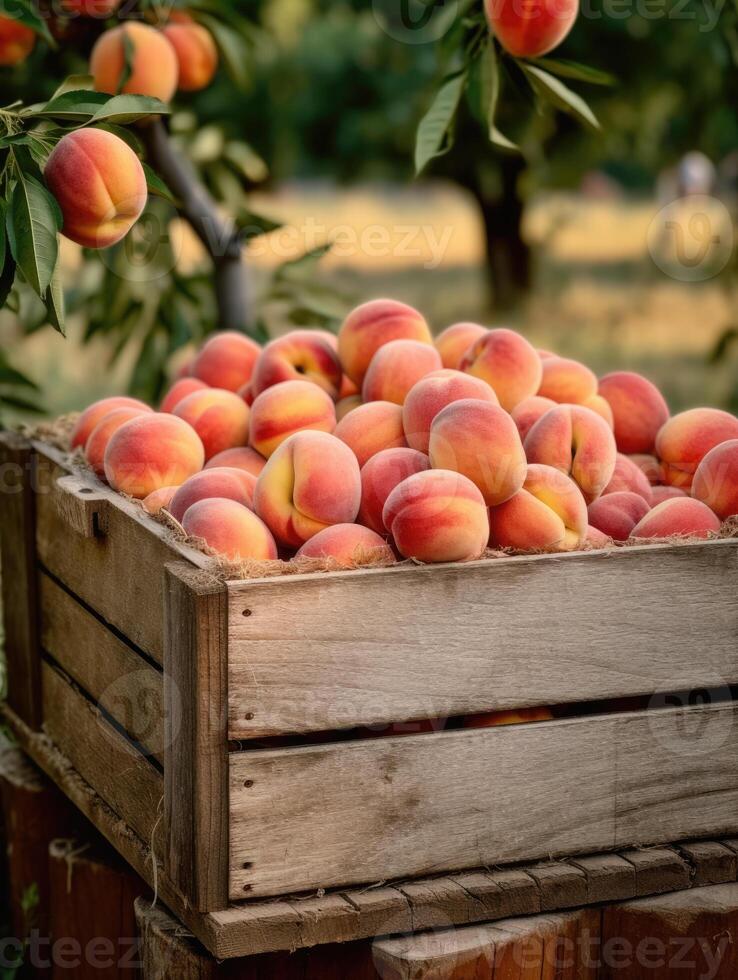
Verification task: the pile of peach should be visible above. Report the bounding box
[70,299,738,567]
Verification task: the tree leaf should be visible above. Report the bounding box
[6,174,60,297]
[44,265,65,336]
[414,71,466,175]
[527,58,616,87]
[0,252,17,310]
[196,13,251,88]
[234,208,283,240]
[520,64,600,130]
[142,163,177,205]
[0,392,45,414]
[50,74,95,98]
[31,90,109,122]
[89,95,170,125]
[11,0,54,45]
[490,125,519,152]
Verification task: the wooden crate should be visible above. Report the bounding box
[2,432,738,957]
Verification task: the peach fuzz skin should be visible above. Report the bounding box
[358,447,430,535]
[692,439,738,520]
[334,401,406,467]
[85,406,152,478]
[192,332,261,392]
[249,380,336,459]
[254,431,361,549]
[598,371,670,455]
[182,498,277,561]
[90,22,179,102]
[250,330,343,400]
[168,467,257,523]
[630,497,721,540]
[141,485,178,514]
[537,356,597,405]
[460,328,542,412]
[338,299,433,386]
[336,395,362,421]
[173,388,250,461]
[587,491,650,542]
[461,707,554,728]
[655,408,738,488]
[383,469,489,564]
[651,485,686,505]
[160,377,208,414]
[585,524,612,549]
[205,446,266,477]
[511,395,556,443]
[362,340,442,406]
[71,396,151,449]
[296,524,394,567]
[104,413,205,499]
[0,15,35,65]
[524,404,617,504]
[434,322,487,370]
[162,19,218,92]
[45,129,147,249]
[429,399,526,507]
[485,0,578,58]
[602,453,653,504]
[630,453,663,485]
[402,369,498,454]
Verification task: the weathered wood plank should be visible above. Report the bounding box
[230,702,738,899]
[164,564,229,913]
[227,540,738,737]
[677,841,738,886]
[39,572,165,764]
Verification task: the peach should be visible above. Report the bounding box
[238,382,255,406]
[402,369,498,453]
[249,380,336,458]
[656,408,738,488]
[383,470,489,563]
[485,0,578,57]
[651,485,687,505]
[630,497,720,540]
[182,498,277,561]
[587,491,650,542]
[160,377,208,414]
[169,466,256,523]
[603,453,653,503]
[429,399,526,506]
[205,446,266,477]
[141,485,178,515]
[598,371,670,454]
[511,395,556,443]
[254,431,360,549]
[460,328,542,411]
[585,524,612,548]
[193,332,261,392]
[296,524,394,567]
[334,401,406,467]
[71,396,151,450]
[339,374,359,399]
[104,413,204,498]
[630,453,663,485]
[338,299,433,386]
[461,707,553,728]
[362,340,442,405]
[0,15,35,65]
[44,129,147,249]
[90,22,179,102]
[537,356,597,404]
[162,16,218,93]
[583,394,614,428]
[63,0,121,15]
[84,406,152,479]
[434,322,487,370]
[250,330,343,399]
[336,395,362,421]
[692,439,738,520]
[358,447,430,534]
[489,463,587,552]
[173,388,250,461]
[524,404,617,504]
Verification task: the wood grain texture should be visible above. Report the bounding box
[0,432,42,727]
[230,702,738,898]
[40,572,165,764]
[226,540,738,738]
[164,564,229,913]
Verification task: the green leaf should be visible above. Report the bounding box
[11,0,54,45]
[414,71,466,175]
[520,64,600,130]
[51,74,95,98]
[235,208,283,240]
[31,90,109,122]
[0,200,6,270]
[0,349,38,389]
[142,163,177,205]
[274,243,332,278]
[44,265,65,336]
[196,14,250,88]
[526,58,616,87]
[0,392,45,414]
[0,252,17,310]
[89,95,170,125]
[490,125,519,152]
[6,174,60,297]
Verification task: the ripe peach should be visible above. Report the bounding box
[362,340,442,405]
[524,404,617,503]
[429,399,526,506]
[585,524,612,549]
[142,485,177,514]
[249,380,336,458]
[254,431,360,549]
[63,0,120,14]
[511,395,556,443]
[205,446,266,477]
[44,129,147,249]
[338,299,433,386]
[598,371,670,455]
[173,388,250,461]
[334,400,406,467]
[339,374,359,399]
[250,330,343,400]
[537,356,597,405]
[485,0,578,58]
[358,447,430,534]
[656,408,738,488]
[460,328,542,411]
[182,498,277,561]
[603,453,653,503]
[0,15,35,65]
[651,485,687,505]
[461,707,553,728]
[489,463,587,552]
[160,377,208,414]
[161,17,218,93]
[383,470,489,563]
[169,466,256,523]
[85,406,152,479]
[630,453,663,486]
[104,413,204,498]
[583,394,614,429]
[296,524,394,567]
[192,332,261,392]
[91,22,178,102]
[238,382,255,406]
[587,491,650,542]
[630,497,720,539]
[692,439,738,520]
[335,395,362,421]
[434,322,487,370]
[71,396,151,450]
[402,369,498,453]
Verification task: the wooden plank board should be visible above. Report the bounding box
[229,702,738,899]
[227,540,738,737]
[39,572,165,764]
